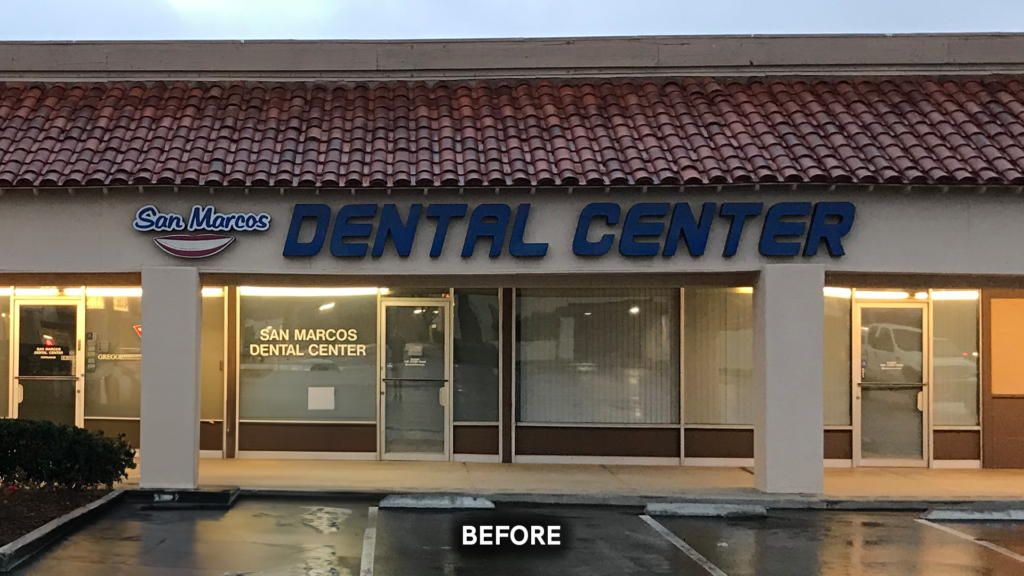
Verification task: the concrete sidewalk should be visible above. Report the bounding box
[121,459,1024,505]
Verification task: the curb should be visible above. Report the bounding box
[922,508,1024,521]
[127,486,241,510]
[0,489,124,573]
[645,503,767,517]
[480,493,1024,511]
[228,488,1024,512]
[239,489,385,502]
[379,494,495,509]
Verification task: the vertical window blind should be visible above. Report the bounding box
[823,293,852,426]
[453,290,500,422]
[683,288,754,425]
[932,296,980,426]
[516,288,680,424]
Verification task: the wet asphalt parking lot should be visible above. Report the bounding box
[13,497,1024,575]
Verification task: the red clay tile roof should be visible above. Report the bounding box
[1,78,1024,188]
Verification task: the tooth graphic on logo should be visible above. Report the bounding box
[153,234,235,259]
[135,205,271,258]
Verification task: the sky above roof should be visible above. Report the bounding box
[2,0,1023,40]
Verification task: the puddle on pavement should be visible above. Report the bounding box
[221,544,351,576]
[219,507,357,576]
[301,507,353,534]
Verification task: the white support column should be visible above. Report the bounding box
[140,266,201,489]
[753,264,825,494]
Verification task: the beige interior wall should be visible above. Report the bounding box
[990,298,1024,395]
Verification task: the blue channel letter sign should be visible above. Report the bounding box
[281,201,855,260]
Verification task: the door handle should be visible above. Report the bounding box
[438,386,445,407]
[916,390,924,412]
[17,383,23,404]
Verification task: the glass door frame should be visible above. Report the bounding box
[852,300,931,468]
[377,298,454,461]
[10,293,87,427]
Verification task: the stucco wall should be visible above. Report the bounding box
[0,187,1017,278]
[2,34,1023,81]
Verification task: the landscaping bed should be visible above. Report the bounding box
[0,488,108,546]
[0,419,136,552]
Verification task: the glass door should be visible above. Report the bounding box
[854,303,929,467]
[13,299,85,427]
[380,300,452,460]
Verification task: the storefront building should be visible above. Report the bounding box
[1,34,1023,493]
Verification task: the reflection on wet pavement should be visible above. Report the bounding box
[14,498,368,576]
[302,507,353,535]
[658,511,1024,576]
[224,544,349,576]
[13,499,1024,575]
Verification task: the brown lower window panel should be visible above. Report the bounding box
[84,419,142,449]
[238,422,376,452]
[824,430,853,460]
[683,428,753,459]
[934,430,981,461]
[453,425,499,455]
[515,426,680,457]
[200,422,223,451]
[84,419,224,452]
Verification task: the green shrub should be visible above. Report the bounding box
[0,419,136,490]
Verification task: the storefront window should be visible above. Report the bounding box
[932,291,980,426]
[239,288,378,422]
[84,290,142,418]
[0,290,9,418]
[824,288,852,426]
[80,287,224,422]
[200,289,226,421]
[515,288,680,424]
[684,287,753,425]
[453,290,499,422]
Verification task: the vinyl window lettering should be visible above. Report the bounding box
[84,294,143,419]
[238,289,378,422]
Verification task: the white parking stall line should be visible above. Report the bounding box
[360,506,379,576]
[640,514,730,576]
[917,519,1024,564]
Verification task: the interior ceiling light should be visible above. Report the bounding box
[823,287,852,298]
[14,288,61,296]
[239,287,379,297]
[931,290,980,300]
[85,287,142,297]
[854,291,910,300]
